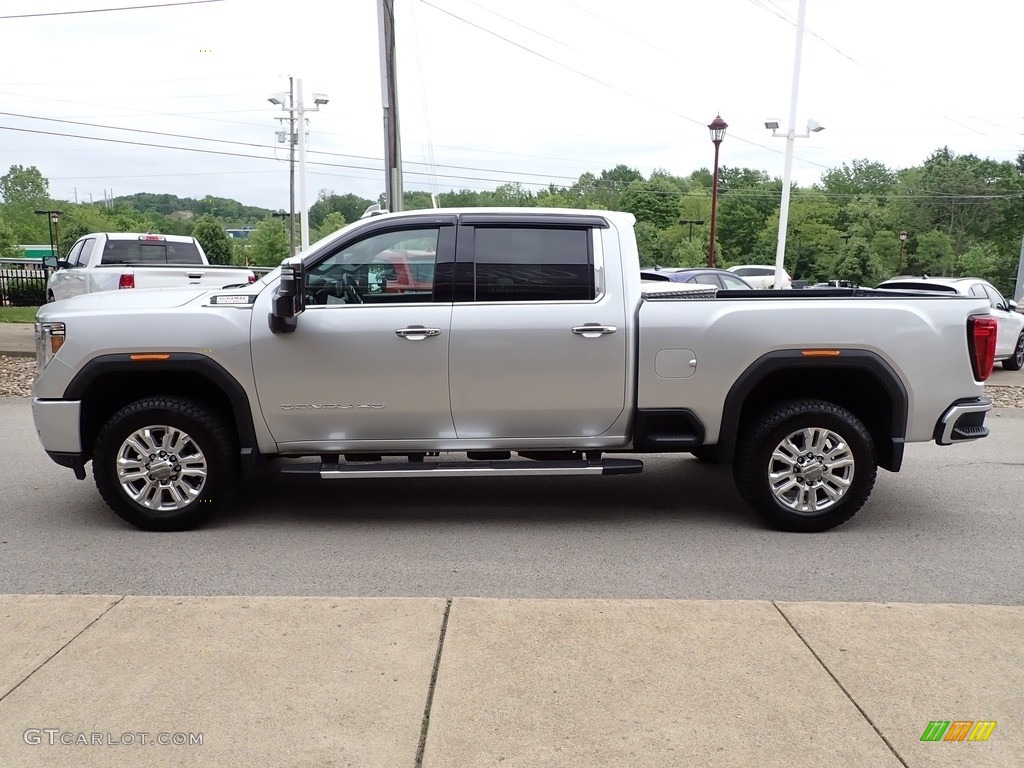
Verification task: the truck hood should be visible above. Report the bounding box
[37,286,214,318]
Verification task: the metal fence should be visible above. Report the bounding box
[0,259,47,307]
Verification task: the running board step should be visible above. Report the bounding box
[280,458,644,479]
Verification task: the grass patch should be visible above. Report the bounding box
[0,306,39,323]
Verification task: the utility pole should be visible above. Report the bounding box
[287,77,296,257]
[378,0,403,211]
[296,78,310,251]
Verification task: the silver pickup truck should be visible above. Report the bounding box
[32,209,996,532]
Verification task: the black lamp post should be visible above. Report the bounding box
[680,219,705,241]
[898,230,908,275]
[707,114,728,267]
[34,209,63,276]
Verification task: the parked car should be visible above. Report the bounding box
[727,264,793,290]
[45,233,256,302]
[876,276,1024,370]
[640,267,754,290]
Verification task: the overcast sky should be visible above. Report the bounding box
[2,0,1021,212]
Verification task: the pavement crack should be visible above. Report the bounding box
[0,595,126,705]
[415,597,452,768]
[772,602,910,768]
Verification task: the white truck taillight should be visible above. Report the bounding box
[118,274,135,289]
[968,315,997,381]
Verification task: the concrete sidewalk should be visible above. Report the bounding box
[0,596,1019,767]
[0,323,34,357]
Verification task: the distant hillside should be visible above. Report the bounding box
[113,193,276,227]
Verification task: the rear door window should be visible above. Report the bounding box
[470,227,594,302]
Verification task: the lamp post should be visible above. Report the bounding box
[33,208,63,259]
[680,219,705,241]
[707,114,728,268]
[269,79,328,253]
[897,230,908,275]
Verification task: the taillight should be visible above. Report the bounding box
[118,274,135,289]
[968,315,997,381]
[247,274,257,283]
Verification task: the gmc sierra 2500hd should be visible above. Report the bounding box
[32,209,995,532]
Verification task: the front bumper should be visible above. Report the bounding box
[32,399,86,477]
[934,397,991,446]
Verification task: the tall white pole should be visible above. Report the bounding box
[296,78,309,251]
[774,0,807,289]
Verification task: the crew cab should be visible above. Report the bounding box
[32,209,995,533]
[44,233,255,302]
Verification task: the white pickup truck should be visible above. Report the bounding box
[32,209,996,533]
[44,233,255,302]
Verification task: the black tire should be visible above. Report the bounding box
[93,397,237,531]
[47,291,55,303]
[733,399,876,532]
[1002,333,1024,371]
[689,446,720,464]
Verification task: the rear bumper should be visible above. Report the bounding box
[934,397,991,445]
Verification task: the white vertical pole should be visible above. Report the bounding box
[297,78,309,252]
[774,0,807,289]
[1015,229,1024,302]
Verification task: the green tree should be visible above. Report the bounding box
[0,220,20,258]
[309,191,375,228]
[620,177,681,230]
[0,165,49,205]
[191,214,233,265]
[819,159,896,197]
[912,230,954,275]
[246,218,289,267]
[311,211,347,241]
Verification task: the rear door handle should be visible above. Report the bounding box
[571,324,618,337]
[395,326,441,339]
[187,272,204,279]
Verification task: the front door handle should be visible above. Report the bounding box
[571,324,618,337]
[395,326,441,340]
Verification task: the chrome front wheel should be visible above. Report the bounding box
[115,425,209,511]
[94,398,237,531]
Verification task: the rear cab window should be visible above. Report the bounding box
[100,238,203,265]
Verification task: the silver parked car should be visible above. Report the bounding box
[877,276,1024,370]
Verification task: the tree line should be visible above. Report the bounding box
[1,148,1022,295]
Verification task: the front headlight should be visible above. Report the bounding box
[35,322,65,370]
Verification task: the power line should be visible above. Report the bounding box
[0,110,585,181]
[0,0,223,21]
[418,0,833,170]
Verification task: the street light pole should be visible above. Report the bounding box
[269,79,328,254]
[898,230,908,275]
[707,115,728,268]
[681,219,705,241]
[772,0,808,290]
